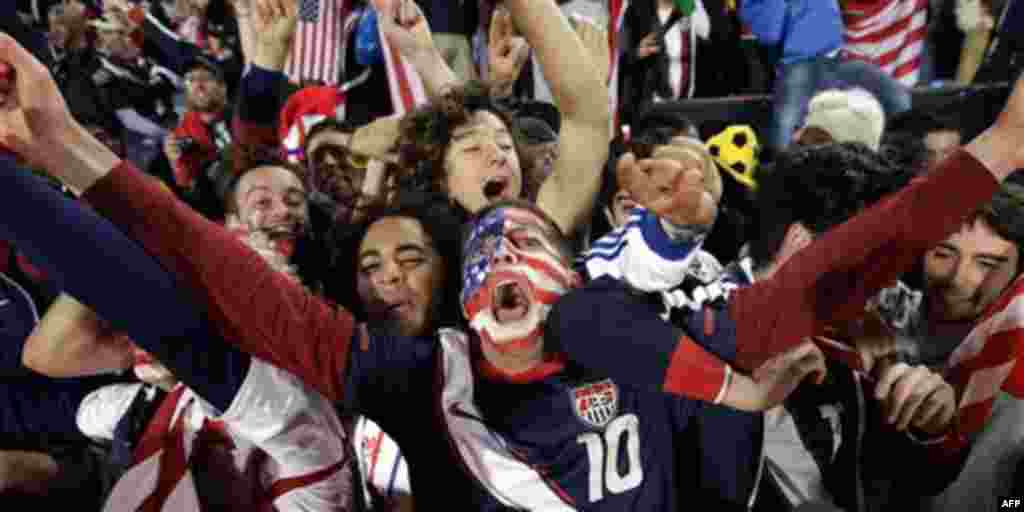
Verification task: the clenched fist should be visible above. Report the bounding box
[615,137,721,229]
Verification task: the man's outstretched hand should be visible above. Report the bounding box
[615,141,720,230]
[723,341,828,412]
[0,33,76,164]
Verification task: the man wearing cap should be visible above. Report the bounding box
[164,56,231,198]
[740,0,910,153]
[793,88,887,151]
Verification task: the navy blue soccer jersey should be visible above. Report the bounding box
[61,147,1003,510]
[339,282,762,510]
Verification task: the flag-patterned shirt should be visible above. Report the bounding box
[875,275,1024,437]
[287,0,349,86]
[842,0,928,86]
[79,148,1000,509]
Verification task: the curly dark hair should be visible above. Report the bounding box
[749,142,914,267]
[394,81,538,223]
[880,131,930,176]
[973,182,1024,260]
[330,189,465,332]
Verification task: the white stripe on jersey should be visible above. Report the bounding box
[101,386,205,512]
[222,359,354,510]
[584,208,702,293]
[86,359,352,512]
[353,416,411,508]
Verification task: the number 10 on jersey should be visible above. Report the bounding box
[577,414,644,502]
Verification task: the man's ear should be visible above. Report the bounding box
[776,222,813,267]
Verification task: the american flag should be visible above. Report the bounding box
[103,387,202,512]
[944,274,1024,437]
[842,0,929,87]
[461,210,506,306]
[286,0,349,86]
[369,0,429,114]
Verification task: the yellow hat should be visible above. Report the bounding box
[706,125,760,191]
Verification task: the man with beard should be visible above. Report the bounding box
[221,157,337,293]
[5,1,1024,510]
[640,143,965,512]
[303,118,391,227]
[164,57,231,196]
[868,182,1024,511]
[0,6,824,508]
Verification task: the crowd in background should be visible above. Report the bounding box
[0,0,1023,511]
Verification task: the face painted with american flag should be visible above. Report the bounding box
[461,207,580,356]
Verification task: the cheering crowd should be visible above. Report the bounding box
[0,0,1023,511]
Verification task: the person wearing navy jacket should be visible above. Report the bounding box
[6,0,1024,499]
[646,143,971,511]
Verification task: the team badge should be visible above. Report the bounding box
[571,379,619,429]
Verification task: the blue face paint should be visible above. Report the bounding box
[461,208,507,308]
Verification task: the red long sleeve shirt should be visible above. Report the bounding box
[81,149,998,403]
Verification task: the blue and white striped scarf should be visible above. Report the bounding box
[583,207,707,292]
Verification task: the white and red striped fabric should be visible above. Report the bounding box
[98,361,355,512]
[353,416,411,509]
[842,0,928,86]
[103,386,204,512]
[370,0,429,115]
[607,0,629,133]
[286,0,350,86]
[945,274,1024,437]
[438,328,575,511]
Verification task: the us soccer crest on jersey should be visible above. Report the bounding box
[571,379,620,429]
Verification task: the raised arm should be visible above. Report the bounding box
[509,0,610,236]
[108,0,205,76]
[550,276,827,412]
[0,32,353,402]
[727,79,1024,371]
[232,0,300,151]
[377,0,461,99]
[379,0,609,235]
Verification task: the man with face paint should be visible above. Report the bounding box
[7,1,1024,508]
[0,11,827,508]
[461,206,576,356]
[221,160,328,289]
